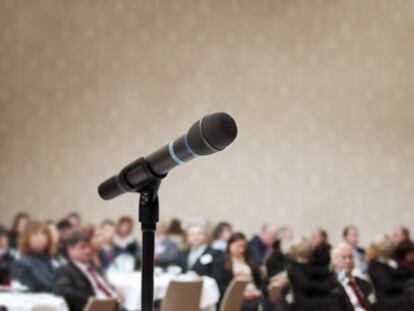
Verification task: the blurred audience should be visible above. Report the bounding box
[366,234,414,311]
[113,216,139,257]
[213,232,268,311]
[211,222,233,252]
[248,224,278,267]
[331,242,374,310]
[54,231,118,311]
[154,221,178,267]
[97,220,121,269]
[11,221,56,292]
[66,212,82,229]
[8,212,30,251]
[343,225,366,276]
[176,224,218,277]
[0,225,13,285]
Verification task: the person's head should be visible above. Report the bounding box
[186,225,207,248]
[310,228,328,249]
[227,232,247,259]
[66,212,81,229]
[212,222,233,241]
[66,230,93,264]
[343,225,359,247]
[332,242,354,273]
[156,221,168,236]
[259,224,278,247]
[100,220,116,244]
[57,219,73,242]
[116,216,133,237]
[18,221,54,257]
[393,239,414,264]
[289,237,311,261]
[0,225,9,249]
[11,212,30,234]
[392,226,410,246]
[365,234,393,262]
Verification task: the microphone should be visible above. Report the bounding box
[98,112,238,200]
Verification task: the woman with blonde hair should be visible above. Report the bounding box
[367,234,414,311]
[11,221,56,292]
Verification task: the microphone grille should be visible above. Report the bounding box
[202,112,237,151]
[187,112,237,155]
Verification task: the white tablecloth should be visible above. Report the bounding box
[107,271,220,311]
[0,293,69,311]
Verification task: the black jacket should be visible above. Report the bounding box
[11,255,55,292]
[287,261,334,311]
[331,276,374,311]
[265,249,287,278]
[247,236,269,267]
[0,251,13,285]
[176,246,219,277]
[368,259,409,311]
[53,261,96,311]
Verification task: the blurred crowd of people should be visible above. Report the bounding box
[0,212,413,311]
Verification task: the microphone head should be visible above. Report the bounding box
[187,112,238,155]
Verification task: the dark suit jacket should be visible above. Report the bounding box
[368,259,408,311]
[98,245,122,269]
[0,251,13,285]
[404,278,414,311]
[53,261,96,311]
[265,249,287,278]
[287,261,334,311]
[155,237,178,268]
[176,246,218,277]
[331,277,374,311]
[247,235,269,267]
[11,255,55,292]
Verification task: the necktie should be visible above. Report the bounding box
[87,266,112,298]
[348,279,369,310]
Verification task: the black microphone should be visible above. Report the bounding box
[98,112,238,200]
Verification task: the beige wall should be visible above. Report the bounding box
[1,0,413,245]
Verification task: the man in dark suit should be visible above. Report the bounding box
[176,225,218,277]
[331,243,374,311]
[247,224,278,267]
[53,231,119,311]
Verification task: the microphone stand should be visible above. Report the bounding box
[134,159,166,311]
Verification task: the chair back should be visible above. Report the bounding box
[268,284,282,304]
[32,307,58,311]
[83,298,118,311]
[219,278,249,311]
[161,279,203,311]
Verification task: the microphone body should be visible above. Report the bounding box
[98,112,237,200]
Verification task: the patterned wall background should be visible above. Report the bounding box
[1,0,413,245]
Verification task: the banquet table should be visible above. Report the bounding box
[107,270,220,311]
[0,293,69,311]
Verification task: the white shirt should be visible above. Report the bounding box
[339,274,365,311]
[73,261,116,299]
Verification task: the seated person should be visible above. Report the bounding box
[176,224,218,277]
[113,216,140,257]
[211,222,233,252]
[54,230,119,311]
[0,225,13,285]
[8,212,30,253]
[11,221,56,292]
[213,232,268,311]
[55,219,74,263]
[331,242,374,311]
[154,221,178,267]
[309,228,331,267]
[286,237,334,311]
[343,225,366,276]
[97,220,121,269]
[247,224,278,267]
[367,234,414,311]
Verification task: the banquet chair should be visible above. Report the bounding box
[83,298,118,311]
[268,284,282,304]
[219,278,249,311]
[161,280,203,311]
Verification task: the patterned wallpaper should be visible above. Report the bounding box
[0,0,413,245]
